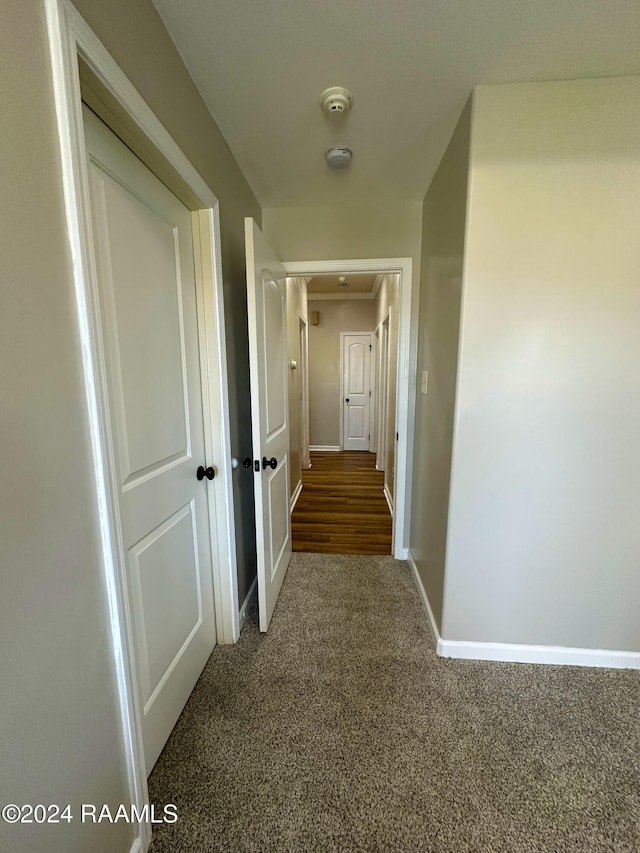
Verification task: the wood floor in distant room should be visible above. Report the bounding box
[291,451,392,555]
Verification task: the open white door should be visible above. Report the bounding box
[245,219,292,631]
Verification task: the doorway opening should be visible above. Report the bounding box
[282,259,415,560]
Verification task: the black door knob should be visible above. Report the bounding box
[262,456,277,470]
[197,465,215,481]
[242,457,252,469]
[345,398,350,403]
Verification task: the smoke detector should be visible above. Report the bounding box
[325,146,353,170]
[338,276,349,288]
[320,86,353,116]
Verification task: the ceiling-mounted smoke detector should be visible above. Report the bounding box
[320,86,353,117]
[325,146,353,170]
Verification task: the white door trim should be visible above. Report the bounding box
[283,258,415,560]
[339,331,373,452]
[46,1,239,845]
[370,331,378,455]
[376,313,390,472]
[299,313,310,470]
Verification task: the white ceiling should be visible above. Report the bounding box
[151,0,640,208]
[307,274,378,295]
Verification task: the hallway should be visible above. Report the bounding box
[147,552,640,852]
[292,451,392,555]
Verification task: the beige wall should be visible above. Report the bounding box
[286,277,308,496]
[443,78,640,651]
[74,0,262,603]
[409,100,472,631]
[262,202,422,296]
[375,275,400,501]
[308,301,378,448]
[1,1,260,850]
[1,3,130,850]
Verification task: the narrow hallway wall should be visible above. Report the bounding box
[409,99,472,632]
[286,277,308,499]
[263,202,422,298]
[375,274,400,504]
[308,301,377,448]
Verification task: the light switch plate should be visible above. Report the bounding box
[421,370,429,395]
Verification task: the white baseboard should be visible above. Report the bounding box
[407,550,639,670]
[290,480,303,512]
[397,547,408,560]
[309,445,341,452]
[383,484,394,517]
[238,575,258,631]
[438,639,640,669]
[407,550,441,649]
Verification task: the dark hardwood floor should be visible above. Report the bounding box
[291,451,392,555]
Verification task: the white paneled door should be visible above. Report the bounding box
[84,107,217,774]
[245,219,292,631]
[342,333,372,451]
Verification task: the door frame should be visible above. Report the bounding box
[46,0,239,844]
[376,313,390,473]
[299,314,310,470]
[283,258,415,560]
[370,330,378,455]
[339,331,373,452]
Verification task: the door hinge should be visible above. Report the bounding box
[369,389,371,397]
[369,344,372,351]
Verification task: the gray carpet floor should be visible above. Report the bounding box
[148,553,640,852]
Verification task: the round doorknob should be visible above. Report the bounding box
[345,397,350,403]
[197,465,215,481]
[242,457,252,469]
[262,456,277,470]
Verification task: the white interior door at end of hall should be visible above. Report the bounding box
[245,218,291,632]
[343,334,372,451]
[83,105,217,775]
